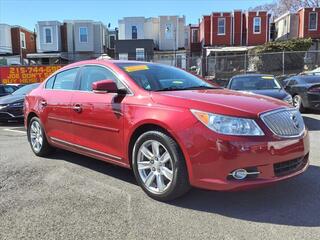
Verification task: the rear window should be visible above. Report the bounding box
[230,76,281,90]
[300,77,320,84]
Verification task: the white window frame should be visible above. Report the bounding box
[309,12,318,31]
[253,17,261,34]
[79,27,88,43]
[136,48,145,61]
[20,32,26,49]
[217,17,226,35]
[43,27,53,44]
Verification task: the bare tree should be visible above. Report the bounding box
[251,0,320,17]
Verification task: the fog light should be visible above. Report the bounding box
[231,169,248,180]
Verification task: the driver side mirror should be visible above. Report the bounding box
[92,80,126,94]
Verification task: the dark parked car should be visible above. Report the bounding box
[0,84,18,97]
[283,75,320,112]
[0,83,39,122]
[227,74,293,105]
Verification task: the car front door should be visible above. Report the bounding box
[70,65,127,163]
[41,67,79,144]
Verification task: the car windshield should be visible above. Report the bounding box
[230,76,281,90]
[12,83,39,95]
[115,63,217,91]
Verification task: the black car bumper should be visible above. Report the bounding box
[0,107,24,121]
[306,93,320,110]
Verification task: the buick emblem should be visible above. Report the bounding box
[290,112,300,129]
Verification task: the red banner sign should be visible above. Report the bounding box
[0,65,63,84]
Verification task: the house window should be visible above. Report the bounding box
[44,27,52,44]
[132,26,137,39]
[192,29,199,43]
[165,23,173,39]
[109,35,115,49]
[218,18,225,35]
[20,32,26,49]
[79,27,88,43]
[253,17,261,34]
[136,48,145,60]
[119,53,128,60]
[309,12,318,30]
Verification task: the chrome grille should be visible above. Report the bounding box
[260,108,305,137]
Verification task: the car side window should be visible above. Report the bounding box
[53,68,78,90]
[0,86,4,93]
[45,76,55,89]
[79,66,124,91]
[4,85,16,93]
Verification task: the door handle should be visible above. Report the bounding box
[73,104,82,113]
[40,100,47,107]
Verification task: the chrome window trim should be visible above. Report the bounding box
[260,107,306,138]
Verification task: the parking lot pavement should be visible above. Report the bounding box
[0,114,319,240]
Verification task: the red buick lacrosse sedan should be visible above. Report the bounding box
[24,60,309,201]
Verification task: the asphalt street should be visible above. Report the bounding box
[0,113,319,240]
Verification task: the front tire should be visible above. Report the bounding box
[293,95,306,112]
[132,131,190,201]
[28,117,54,156]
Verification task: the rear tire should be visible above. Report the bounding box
[28,117,55,156]
[132,130,190,201]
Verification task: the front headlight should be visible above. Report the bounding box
[191,109,264,136]
[283,95,293,104]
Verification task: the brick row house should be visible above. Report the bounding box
[0,24,36,65]
[197,11,270,48]
[275,7,320,42]
[194,10,270,75]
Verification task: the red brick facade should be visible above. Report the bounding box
[11,27,36,58]
[298,7,320,39]
[199,10,270,47]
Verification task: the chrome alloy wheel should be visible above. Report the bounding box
[30,120,43,153]
[137,140,174,194]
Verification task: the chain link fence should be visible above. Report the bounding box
[2,50,320,86]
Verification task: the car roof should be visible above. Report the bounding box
[231,74,274,79]
[295,75,320,79]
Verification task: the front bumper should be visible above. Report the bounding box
[182,122,310,191]
[0,107,24,121]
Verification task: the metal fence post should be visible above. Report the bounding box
[244,53,247,74]
[282,51,285,75]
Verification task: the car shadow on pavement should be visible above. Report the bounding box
[170,165,320,227]
[303,116,320,131]
[47,149,137,185]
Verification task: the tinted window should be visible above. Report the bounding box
[4,85,16,93]
[230,76,281,90]
[80,66,121,91]
[0,86,4,94]
[299,77,320,84]
[45,76,55,89]
[116,63,215,91]
[53,68,78,90]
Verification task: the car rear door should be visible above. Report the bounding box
[40,67,79,144]
[70,65,126,162]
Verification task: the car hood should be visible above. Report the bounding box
[239,89,289,100]
[0,94,24,105]
[151,89,291,118]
